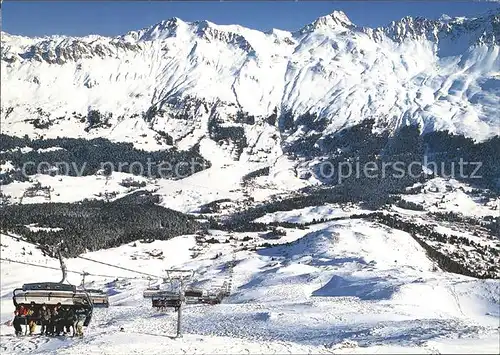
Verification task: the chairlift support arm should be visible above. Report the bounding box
[58,249,68,284]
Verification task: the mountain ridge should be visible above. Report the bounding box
[3,9,498,43]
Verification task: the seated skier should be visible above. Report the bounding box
[39,303,51,335]
[26,301,37,335]
[74,306,86,337]
[51,302,63,336]
[61,305,75,336]
[13,305,28,336]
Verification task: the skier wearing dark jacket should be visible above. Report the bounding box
[50,303,62,336]
[39,304,51,335]
[46,306,55,335]
[54,304,68,336]
[64,307,75,335]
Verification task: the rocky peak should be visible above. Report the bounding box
[382,9,500,45]
[121,17,182,42]
[191,20,255,52]
[298,10,355,34]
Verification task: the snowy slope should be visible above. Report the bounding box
[1,218,499,354]
[397,177,500,218]
[1,9,499,160]
[1,8,499,354]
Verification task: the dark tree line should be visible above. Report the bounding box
[423,132,500,191]
[0,134,210,184]
[208,117,248,160]
[278,117,499,203]
[430,211,500,238]
[241,167,270,183]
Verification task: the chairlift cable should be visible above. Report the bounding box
[0,257,143,280]
[1,257,70,273]
[1,233,148,279]
[77,255,162,279]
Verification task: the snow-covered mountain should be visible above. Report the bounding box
[1,9,499,162]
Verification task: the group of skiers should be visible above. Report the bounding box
[12,302,85,337]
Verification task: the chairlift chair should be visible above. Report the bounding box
[12,247,94,330]
[200,290,224,305]
[146,290,182,310]
[85,289,109,308]
[184,287,204,298]
[143,270,193,310]
[13,282,94,327]
[184,291,202,305]
[143,288,181,310]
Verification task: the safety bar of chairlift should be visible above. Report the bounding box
[151,294,182,301]
[164,269,195,281]
[13,288,92,305]
[143,289,179,297]
[13,288,67,303]
[12,288,23,306]
[165,269,194,274]
[22,283,76,292]
[15,290,77,300]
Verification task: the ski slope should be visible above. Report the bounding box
[395,177,500,218]
[1,217,498,354]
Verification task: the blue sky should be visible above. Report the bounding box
[3,1,499,37]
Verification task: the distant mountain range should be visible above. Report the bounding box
[1,9,499,166]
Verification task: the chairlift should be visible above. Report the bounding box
[200,288,225,305]
[184,287,204,298]
[12,283,93,327]
[143,269,227,310]
[184,287,205,304]
[11,247,94,330]
[79,273,109,308]
[143,270,192,311]
[85,289,109,308]
[143,289,182,310]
